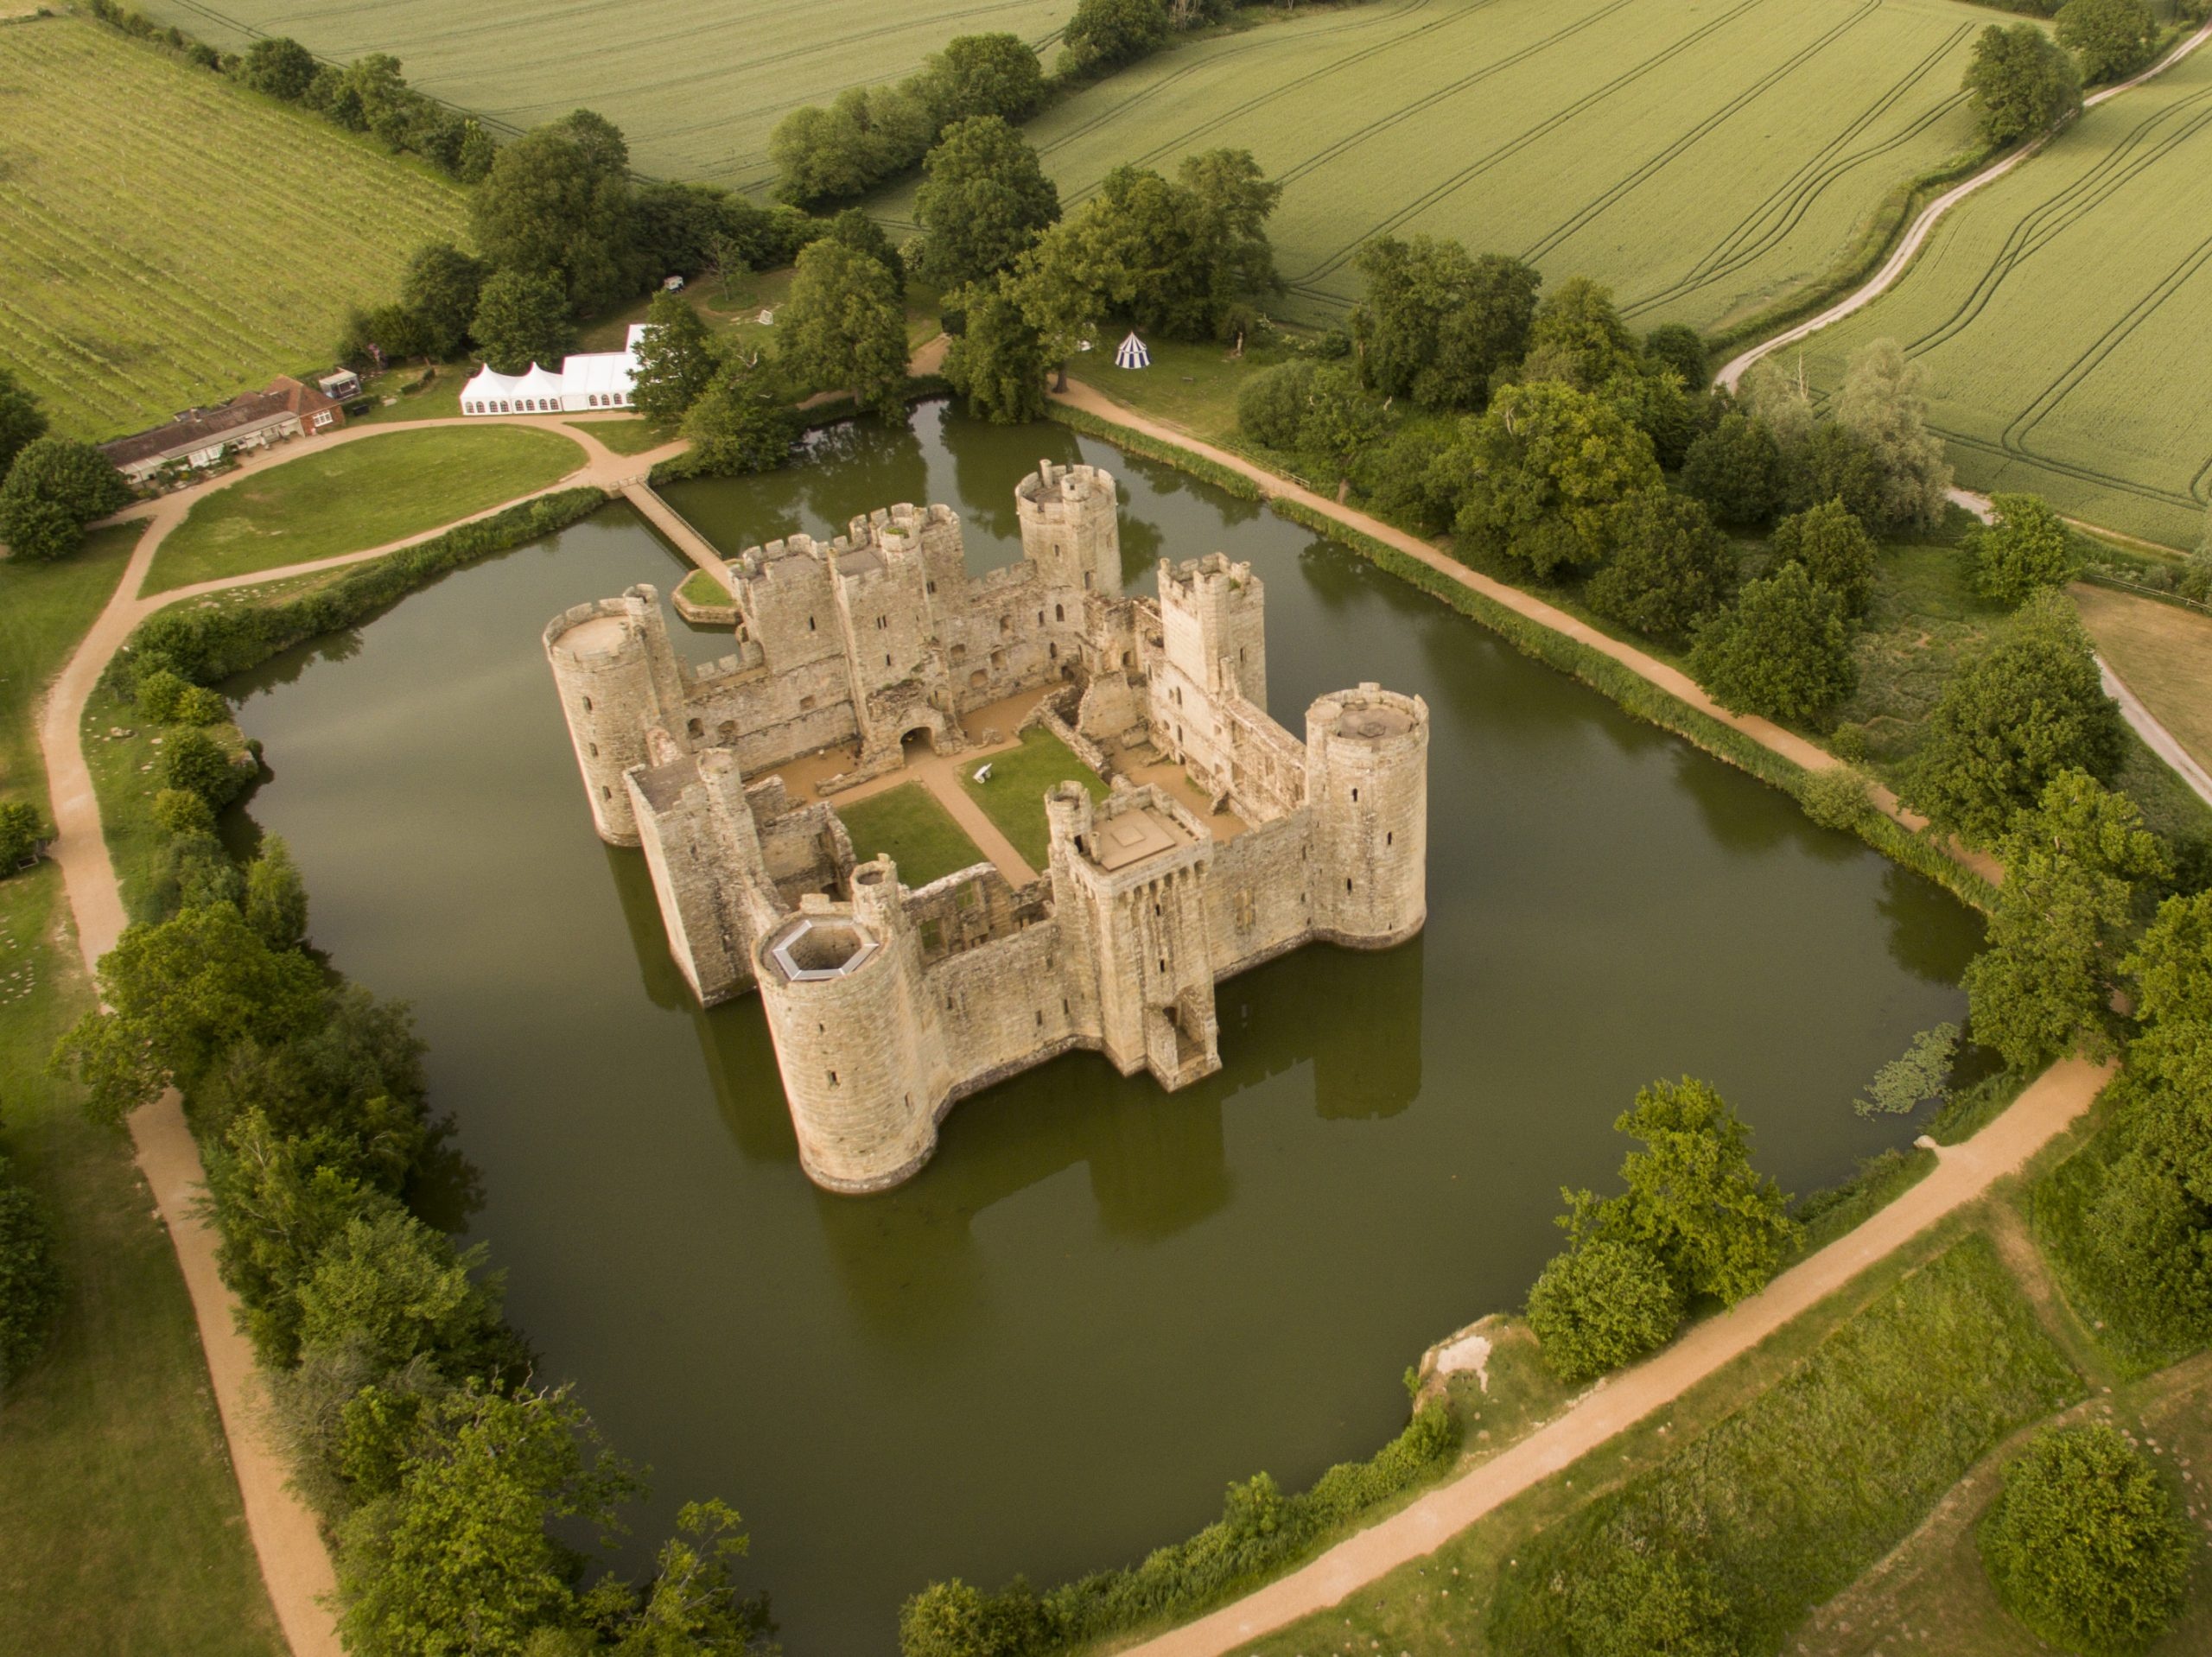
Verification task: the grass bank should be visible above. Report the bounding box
[147,424,586,592]
[0,530,284,1653]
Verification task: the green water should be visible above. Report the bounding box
[227,403,1983,1652]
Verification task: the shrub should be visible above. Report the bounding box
[134,667,193,723]
[0,1156,61,1389]
[1980,1423,2194,1655]
[149,788,216,838]
[1799,763,1875,829]
[245,838,310,951]
[0,801,43,871]
[1235,359,1316,451]
[1689,562,1857,724]
[1771,497,1878,617]
[1526,1238,1681,1384]
[1970,492,2078,607]
[161,727,249,809]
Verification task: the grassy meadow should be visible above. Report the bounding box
[0,15,470,441]
[2072,584,2212,775]
[1798,41,2212,549]
[124,0,1073,191]
[147,425,585,592]
[835,783,987,887]
[881,0,1987,336]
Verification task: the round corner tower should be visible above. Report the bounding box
[753,862,943,1193]
[1306,683,1429,949]
[543,584,677,846]
[1016,460,1121,599]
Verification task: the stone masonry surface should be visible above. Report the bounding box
[546,463,1430,1192]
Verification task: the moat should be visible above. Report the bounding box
[225,403,1985,1653]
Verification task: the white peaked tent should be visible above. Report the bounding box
[1113,332,1151,370]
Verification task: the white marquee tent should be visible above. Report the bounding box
[1113,333,1150,370]
[461,324,653,416]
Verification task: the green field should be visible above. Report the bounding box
[147,425,584,592]
[961,727,1107,868]
[882,0,1987,334]
[835,784,986,887]
[0,15,470,441]
[1798,42,2212,549]
[126,0,1072,191]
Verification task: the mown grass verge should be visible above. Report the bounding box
[147,425,587,593]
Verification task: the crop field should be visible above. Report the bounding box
[880,0,1988,335]
[0,16,469,441]
[1797,44,2212,548]
[127,0,1071,190]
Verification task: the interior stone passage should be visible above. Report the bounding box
[224,403,1985,1654]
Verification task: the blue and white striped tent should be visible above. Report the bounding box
[1113,332,1151,370]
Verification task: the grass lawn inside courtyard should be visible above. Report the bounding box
[147,425,584,593]
[834,784,985,889]
[960,727,1108,870]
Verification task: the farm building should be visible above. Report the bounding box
[461,324,652,416]
[99,374,348,484]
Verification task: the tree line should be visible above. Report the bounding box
[42,506,781,1656]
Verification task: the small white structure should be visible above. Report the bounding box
[461,324,653,416]
[1113,332,1150,370]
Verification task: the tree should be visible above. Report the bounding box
[334,1383,639,1657]
[470,269,575,376]
[1965,22,2083,146]
[769,86,931,206]
[826,206,906,283]
[1643,323,1708,393]
[1770,497,1878,617]
[1567,1076,1797,1306]
[1964,770,2168,1069]
[162,726,249,807]
[2125,888,2212,1098]
[470,111,637,314]
[1350,236,1540,410]
[0,1156,60,1389]
[914,117,1060,289]
[1296,366,1389,501]
[1971,492,2077,606]
[1060,0,1173,76]
[0,800,43,872]
[1904,590,2125,842]
[1177,148,1285,318]
[1442,379,1662,580]
[2057,0,2158,82]
[1788,421,1893,526]
[592,1498,774,1655]
[0,365,47,479]
[0,435,132,562]
[1680,411,1785,527]
[341,302,434,368]
[294,1209,509,1377]
[628,292,718,423]
[1525,1238,1681,1383]
[51,905,326,1122]
[1979,1424,2193,1657]
[1520,276,1642,391]
[680,368,801,474]
[1585,489,1736,642]
[1832,340,1950,533]
[1236,359,1317,450]
[400,243,490,362]
[1357,423,1459,534]
[942,277,1051,424]
[245,837,310,951]
[238,35,317,100]
[780,238,912,420]
[1689,562,1858,724]
[923,32,1046,126]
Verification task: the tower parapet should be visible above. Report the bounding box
[1016,460,1121,599]
[1306,684,1429,948]
[1159,551,1266,707]
[544,585,684,844]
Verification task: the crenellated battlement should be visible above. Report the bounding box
[547,465,1427,1195]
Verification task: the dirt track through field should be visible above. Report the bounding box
[1717,16,2212,390]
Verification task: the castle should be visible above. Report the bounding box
[545,461,1428,1194]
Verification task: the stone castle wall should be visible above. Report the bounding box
[546,463,1429,1194]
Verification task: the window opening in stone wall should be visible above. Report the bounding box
[1387,832,1394,846]
[828,1071,838,1088]
[588,743,598,756]
[601,786,611,800]
[808,616,817,631]
[687,718,703,738]
[1346,878,1353,892]
[1352,787,1359,802]
[1054,603,1065,622]
[582,695,593,711]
